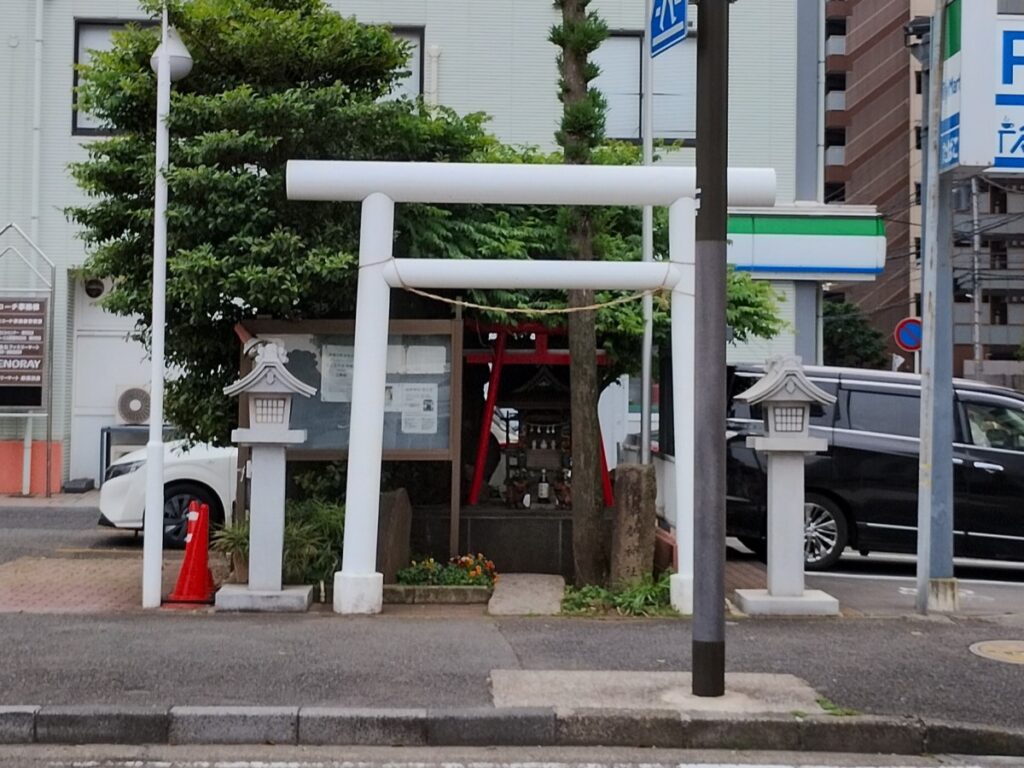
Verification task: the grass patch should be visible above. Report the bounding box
[562,571,678,617]
[816,696,860,717]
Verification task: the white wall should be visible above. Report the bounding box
[69,280,149,481]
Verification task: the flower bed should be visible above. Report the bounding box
[386,554,498,604]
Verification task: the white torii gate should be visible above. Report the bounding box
[286,161,776,615]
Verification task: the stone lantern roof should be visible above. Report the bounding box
[736,356,836,407]
[224,341,316,399]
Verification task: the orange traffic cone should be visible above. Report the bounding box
[167,500,216,604]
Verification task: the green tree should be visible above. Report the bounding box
[69,0,782,455]
[69,0,528,442]
[822,300,888,369]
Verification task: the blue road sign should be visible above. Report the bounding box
[651,0,688,58]
[894,317,923,353]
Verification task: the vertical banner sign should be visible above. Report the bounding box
[651,0,688,58]
[0,298,47,408]
[939,1,1024,172]
[939,0,963,172]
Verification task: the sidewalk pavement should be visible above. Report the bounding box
[0,491,100,509]
[1,497,1023,754]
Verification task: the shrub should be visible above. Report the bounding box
[211,500,345,587]
[562,571,676,617]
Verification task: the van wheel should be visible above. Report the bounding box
[804,494,848,571]
[163,482,222,549]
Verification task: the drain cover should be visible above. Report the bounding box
[969,640,1024,664]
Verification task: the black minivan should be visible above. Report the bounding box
[726,365,1024,569]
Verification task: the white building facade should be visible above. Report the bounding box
[0,0,883,492]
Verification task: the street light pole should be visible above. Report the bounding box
[640,0,655,465]
[143,7,191,608]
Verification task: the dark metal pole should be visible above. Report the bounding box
[693,0,729,697]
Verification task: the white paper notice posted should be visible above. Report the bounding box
[401,383,438,434]
[321,345,355,402]
[384,382,402,413]
[406,345,447,374]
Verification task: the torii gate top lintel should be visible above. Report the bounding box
[287,160,776,208]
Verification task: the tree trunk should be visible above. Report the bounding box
[555,0,609,586]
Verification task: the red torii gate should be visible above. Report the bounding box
[464,321,614,508]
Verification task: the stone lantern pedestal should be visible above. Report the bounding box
[731,356,840,617]
[215,340,317,613]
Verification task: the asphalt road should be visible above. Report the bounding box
[0,506,131,565]
[0,610,1022,728]
[2,502,1023,730]
[0,745,1010,768]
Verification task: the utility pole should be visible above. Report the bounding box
[640,0,655,465]
[971,176,984,367]
[915,2,958,615]
[693,0,729,697]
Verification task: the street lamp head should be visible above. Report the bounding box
[150,27,193,82]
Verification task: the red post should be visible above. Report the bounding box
[467,330,508,505]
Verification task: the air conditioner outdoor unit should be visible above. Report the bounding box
[114,385,151,426]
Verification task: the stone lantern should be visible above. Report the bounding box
[732,356,840,616]
[216,340,316,612]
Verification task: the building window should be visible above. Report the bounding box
[999,0,1024,13]
[991,185,1008,214]
[591,32,696,142]
[914,236,922,261]
[991,295,1009,326]
[915,125,922,150]
[914,182,922,205]
[915,70,923,95]
[74,21,137,135]
[991,240,1008,269]
[388,28,424,100]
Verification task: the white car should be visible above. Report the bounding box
[99,441,237,547]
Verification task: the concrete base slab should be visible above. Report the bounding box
[215,584,312,613]
[490,670,824,715]
[334,572,383,615]
[487,573,564,616]
[928,577,960,612]
[734,588,839,616]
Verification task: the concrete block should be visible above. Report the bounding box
[799,715,924,754]
[334,571,383,614]
[426,707,555,746]
[555,708,684,747]
[215,584,313,612]
[169,706,297,745]
[36,706,168,744]
[924,719,1024,756]
[682,714,802,751]
[299,707,427,746]
[734,588,839,616]
[487,574,564,616]
[0,707,37,744]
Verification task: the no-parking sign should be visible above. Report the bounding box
[894,317,923,353]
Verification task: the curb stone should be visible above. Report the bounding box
[426,707,556,746]
[555,708,684,748]
[299,707,427,746]
[2,705,1024,755]
[683,713,802,751]
[923,718,1024,757]
[36,706,168,745]
[798,715,925,754]
[0,707,37,744]
[169,706,297,745]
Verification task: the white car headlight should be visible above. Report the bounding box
[105,459,145,482]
